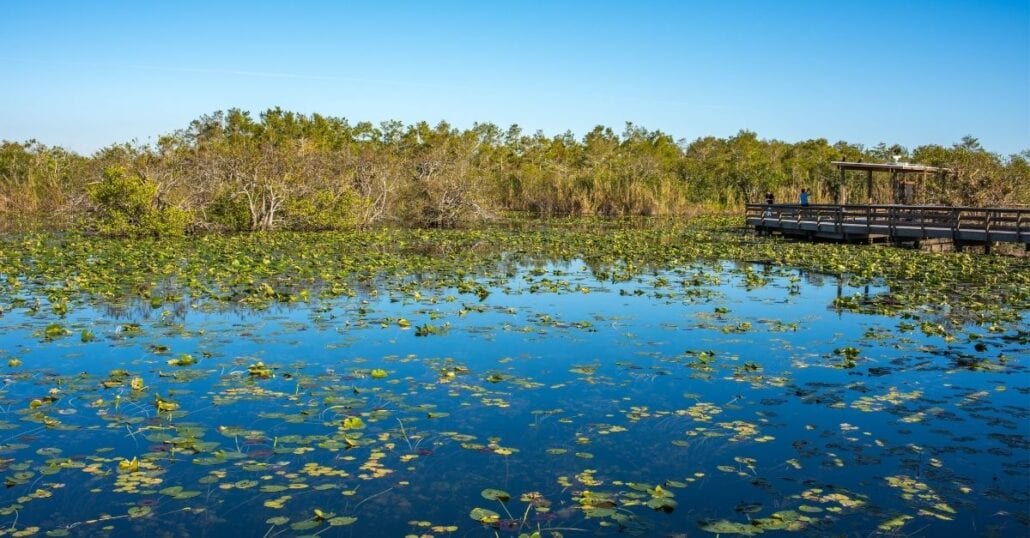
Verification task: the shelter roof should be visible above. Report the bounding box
[832,161,951,174]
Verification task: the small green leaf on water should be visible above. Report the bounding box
[481,488,511,502]
[168,353,196,366]
[43,323,69,341]
[698,518,763,535]
[128,505,152,518]
[469,507,500,524]
[342,416,365,429]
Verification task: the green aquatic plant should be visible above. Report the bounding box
[247,362,273,379]
[415,322,447,337]
[41,323,68,341]
[831,347,861,369]
[167,353,196,367]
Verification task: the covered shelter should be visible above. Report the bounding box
[832,160,951,205]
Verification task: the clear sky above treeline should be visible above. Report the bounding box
[2,1,1027,155]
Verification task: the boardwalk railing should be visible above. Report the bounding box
[745,204,1030,245]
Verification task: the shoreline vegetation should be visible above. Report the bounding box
[2,219,1027,336]
[0,108,1027,236]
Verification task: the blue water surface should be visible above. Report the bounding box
[0,260,1025,537]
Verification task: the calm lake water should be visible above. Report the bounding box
[0,259,1026,537]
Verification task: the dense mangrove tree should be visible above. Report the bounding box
[1,109,1027,234]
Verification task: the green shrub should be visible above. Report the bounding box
[86,167,188,237]
[285,190,367,231]
[206,190,251,232]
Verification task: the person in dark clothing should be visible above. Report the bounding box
[800,188,810,207]
[763,192,774,219]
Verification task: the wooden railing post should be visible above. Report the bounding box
[888,206,895,241]
[1018,211,1025,244]
[951,208,961,251]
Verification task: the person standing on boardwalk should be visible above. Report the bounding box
[799,188,810,207]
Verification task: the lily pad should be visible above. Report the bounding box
[469,507,501,524]
[481,488,511,502]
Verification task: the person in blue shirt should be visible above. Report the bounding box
[799,188,810,207]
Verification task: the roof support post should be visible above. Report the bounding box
[837,167,845,205]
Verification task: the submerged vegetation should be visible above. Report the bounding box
[0,218,1026,536]
[1,109,1028,233]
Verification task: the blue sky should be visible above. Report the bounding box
[1,1,1027,154]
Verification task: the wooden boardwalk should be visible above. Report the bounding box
[745,204,1030,250]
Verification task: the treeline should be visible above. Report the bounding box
[1,108,1027,234]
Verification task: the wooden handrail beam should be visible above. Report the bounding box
[744,203,1030,247]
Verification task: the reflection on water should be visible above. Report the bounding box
[0,260,1025,536]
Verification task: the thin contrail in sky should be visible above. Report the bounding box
[2,58,459,90]
[1,58,717,110]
